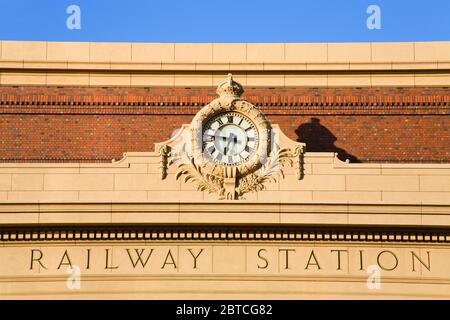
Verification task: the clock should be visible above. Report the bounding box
[202,112,259,165]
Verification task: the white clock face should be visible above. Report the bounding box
[202,112,259,165]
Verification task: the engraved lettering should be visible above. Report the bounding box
[257,249,269,269]
[161,250,177,269]
[105,249,119,269]
[188,248,204,269]
[57,250,73,270]
[30,249,47,270]
[305,250,321,270]
[331,249,348,270]
[126,248,154,268]
[279,249,295,270]
[411,251,431,272]
[377,250,398,271]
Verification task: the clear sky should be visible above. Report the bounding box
[0,0,449,43]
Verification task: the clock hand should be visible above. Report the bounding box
[216,135,231,141]
[225,133,235,154]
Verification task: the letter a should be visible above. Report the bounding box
[366,5,381,30]
[66,5,81,30]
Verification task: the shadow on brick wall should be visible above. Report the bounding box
[295,118,360,163]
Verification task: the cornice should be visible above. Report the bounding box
[2,60,450,72]
[0,224,449,244]
[1,86,449,115]
[0,201,448,213]
[0,202,449,229]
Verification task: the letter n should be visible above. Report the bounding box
[411,251,431,272]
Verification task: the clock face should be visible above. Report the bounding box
[202,112,259,165]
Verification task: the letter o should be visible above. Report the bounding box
[377,250,398,271]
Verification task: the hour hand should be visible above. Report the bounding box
[216,135,231,141]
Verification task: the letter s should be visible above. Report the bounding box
[257,249,269,269]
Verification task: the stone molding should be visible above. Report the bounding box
[2,60,450,71]
[1,42,450,87]
[1,86,449,111]
[0,225,449,243]
[0,202,449,227]
[1,41,450,70]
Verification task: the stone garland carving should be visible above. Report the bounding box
[235,145,297,198]
[292,145,305,180]
[158,145,171,179]
[175,144,224,196]
[172,142,302,200]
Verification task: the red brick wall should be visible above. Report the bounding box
[1,86,449,163]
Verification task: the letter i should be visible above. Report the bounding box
[86,249,91,270]
[359,250,364,270]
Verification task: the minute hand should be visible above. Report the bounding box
[224,133,235,155]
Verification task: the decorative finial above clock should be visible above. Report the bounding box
[216,73,244,98]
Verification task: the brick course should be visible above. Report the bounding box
[0,86,449,163]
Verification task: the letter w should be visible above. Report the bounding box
[126,249,154,268]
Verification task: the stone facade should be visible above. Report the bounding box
[0,41,449,299]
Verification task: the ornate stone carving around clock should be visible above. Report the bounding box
[155,74,305,200]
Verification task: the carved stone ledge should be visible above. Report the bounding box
[0,226,449,243]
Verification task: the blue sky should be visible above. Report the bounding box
[0,0,449,42]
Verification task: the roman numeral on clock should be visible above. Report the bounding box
[245,145,253,153]
[227,116,233,123]
[207,145,216,155]
[217,118,223,126]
